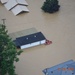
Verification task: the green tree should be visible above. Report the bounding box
[41,0,60,13]
[0,24,23,75]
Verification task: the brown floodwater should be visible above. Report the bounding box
[0,0,75,75]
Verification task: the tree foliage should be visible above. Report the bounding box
[41,0,60,13]
[0,24,23,75]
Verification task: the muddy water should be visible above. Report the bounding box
[0,0,75,75]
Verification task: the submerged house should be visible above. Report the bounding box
[0,0,29,15]
[43,60,75,75]
[13,32,46,49]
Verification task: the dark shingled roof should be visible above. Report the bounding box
[13,32,46,47]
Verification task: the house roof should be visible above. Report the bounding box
[11,5,29,15]
[13,32,46,47]
[0,0,8,4]
[4,0,28,10]
[43,60,75,75]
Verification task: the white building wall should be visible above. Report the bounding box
[21,40,46,49]
[40,40,46,44]
[21,44,31,49]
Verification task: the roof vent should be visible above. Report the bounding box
[34,35,36,37]
[26,37,28,40]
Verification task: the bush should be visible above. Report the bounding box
[41,0,60,13]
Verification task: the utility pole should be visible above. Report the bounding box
[1,19,6,25]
